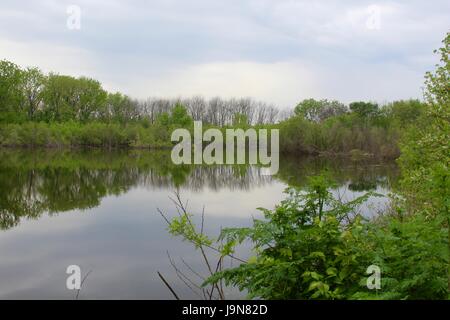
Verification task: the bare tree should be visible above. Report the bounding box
[277,107,294,122]
[185,95,206,121]
[266,105,279,124]
[255,102,268,124]
[138,96,286,125]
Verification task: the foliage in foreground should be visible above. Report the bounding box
[398,32,449,219]
[397,31,449,295]
[166,175,448,300]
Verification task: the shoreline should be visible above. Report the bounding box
[0,145,399,161]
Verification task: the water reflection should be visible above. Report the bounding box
[0,149,399,230]
[0,149,399,299]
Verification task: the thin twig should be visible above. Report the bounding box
[75,269,92,300]
[201,205,205,235]
[181,258,206,281]
[157,271,180,300]
[167,252,204,299]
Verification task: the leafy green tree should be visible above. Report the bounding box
[169,103,193,127]
[107,92,125,122]
[0,60,24,121]
[385,99,426,127]
[397,32,449,295]
[22,67,45,120]
[399,33,449,218]
[349,101,379,119]
[294,98,323,120]
[76,77,107,122]
[41,74,108,123]
[106,92,139,124]
[295,98,347,122]
[42,74,78,122]
[155,112,170,126]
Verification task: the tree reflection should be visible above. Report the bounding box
[0,149,398,230]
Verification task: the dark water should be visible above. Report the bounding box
[0,149,399,299]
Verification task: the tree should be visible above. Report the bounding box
[206,97,221,125]
[385,99,426,127]
[266,105,279,124]
[22,67,45,120]
[398,32,450,295]
[349,101,379,118]
[169,103,193,127]
[0,60,24,121]
[254,102,278,124]
[186,96,206,121]
[76,77,107,122]
[295,98,322,121]
[295,98,347,122]
[156,112,170,126]
[42,74,79,122]
[106,92,139,124]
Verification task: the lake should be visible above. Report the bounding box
[0,149,399,299]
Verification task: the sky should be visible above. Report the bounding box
[0,0,448,108]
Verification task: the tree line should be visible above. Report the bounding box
[1,58,425,127]
[0,60,284,125]
[0,59,428,159]
[276,98,426,158]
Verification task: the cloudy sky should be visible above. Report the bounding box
[1,0,448,107]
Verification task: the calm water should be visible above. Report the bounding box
[0,149,398,299]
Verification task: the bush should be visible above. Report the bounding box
[165,174,448,300]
